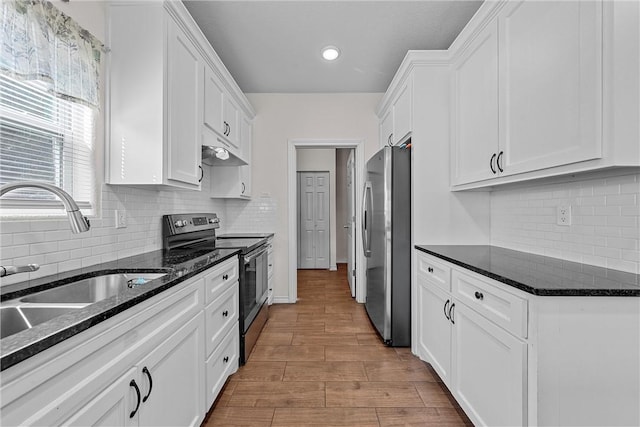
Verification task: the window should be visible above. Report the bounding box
[0,0,104,217]
[0,74,96,214]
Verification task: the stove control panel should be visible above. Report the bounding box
[163,213,220,238]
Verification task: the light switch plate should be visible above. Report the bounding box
[115,210,127,228]
[557,205,571,226]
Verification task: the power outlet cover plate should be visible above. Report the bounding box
[557,205,571,226]
[115,210,127,228]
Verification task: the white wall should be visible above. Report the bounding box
[0,1,228,286]
[296,148,337,270]
[491,172,640,274]
[246,93,382,302]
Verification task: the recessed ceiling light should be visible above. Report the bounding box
[321,46,340,61]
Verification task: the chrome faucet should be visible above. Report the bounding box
[0,181,91,277]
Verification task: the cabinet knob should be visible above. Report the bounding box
[223,356,229,363]
[222,310,229,317]
[427,267,434,273]
[474,291,484,300]
[223,274,229,280]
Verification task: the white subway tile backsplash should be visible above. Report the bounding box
[0,169,226,287]
[491,172,640,273]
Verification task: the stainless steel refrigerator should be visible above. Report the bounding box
[362,145,411,346]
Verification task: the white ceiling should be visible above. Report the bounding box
[183,1,483,93]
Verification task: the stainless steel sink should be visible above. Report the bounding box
[20,273,168,304]
[0,306,84,339]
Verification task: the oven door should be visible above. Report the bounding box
[242,245,268,332]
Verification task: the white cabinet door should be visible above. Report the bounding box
[379,108,393,148]
[416,275,452,384]
[451,302,527,427]
[392,80,412,145]
[63,368,137,427]
[498,0,602,176]
[452,20,500,185]
[166,18,202,187]
[204,67,225,136]
[223,97,240,149]
[137,313,205,427]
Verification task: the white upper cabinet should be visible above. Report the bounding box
[203,66,244,159]
[203,67,225,137]
[450,0,638,190]
[222,97,240,150]
[498,0,602,176]
[451,20,500,185]
[167,18,203,187]
[210,115,252,199]
[378,77,413,148]
[379,108,393,148]
[107,3,203,190]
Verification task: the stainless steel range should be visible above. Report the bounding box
[162,213,269,364]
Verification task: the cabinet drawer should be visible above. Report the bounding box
[205,283,238,357]
[204,257,239,305]
[452,270,527,338]
[205,325,239,408]
[417,253,451,292]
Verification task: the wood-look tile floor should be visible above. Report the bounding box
[203,265,473,426]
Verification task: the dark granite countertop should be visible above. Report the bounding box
[415,245,640,297]
[0,247,241,371]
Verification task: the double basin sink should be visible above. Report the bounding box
[1,272,168,340]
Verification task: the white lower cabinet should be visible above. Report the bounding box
[452,302,526,427]
[63,368,136,427]
[417,260,526,427]
[415,250,640,427]
[0,257,240,427]
[205,326,239,407]
[416,275,452,383]
[136,313,204,427]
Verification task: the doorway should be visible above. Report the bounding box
[287,139,365,304]
[297,171,330,269]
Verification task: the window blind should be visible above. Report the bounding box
[0,74,95,212]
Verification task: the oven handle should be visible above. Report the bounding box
[244,246,269,264]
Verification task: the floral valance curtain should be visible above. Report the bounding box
[0,0,103,108]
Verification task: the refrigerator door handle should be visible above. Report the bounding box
[362,182,372,257]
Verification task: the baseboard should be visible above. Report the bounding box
[330,264,337,271]
[272,296,293,304]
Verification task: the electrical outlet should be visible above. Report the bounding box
[115,210,127,229]
[557,205,571,226]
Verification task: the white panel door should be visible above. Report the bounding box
[166,17,202,187]
[314,173,330,269]
[298,172,330,269]
[451,302,527,427]
[452,20,500,185]
[299,173,316,269]
[346,150,356,297]
[499,0,603,175]
[137,313,205,427]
